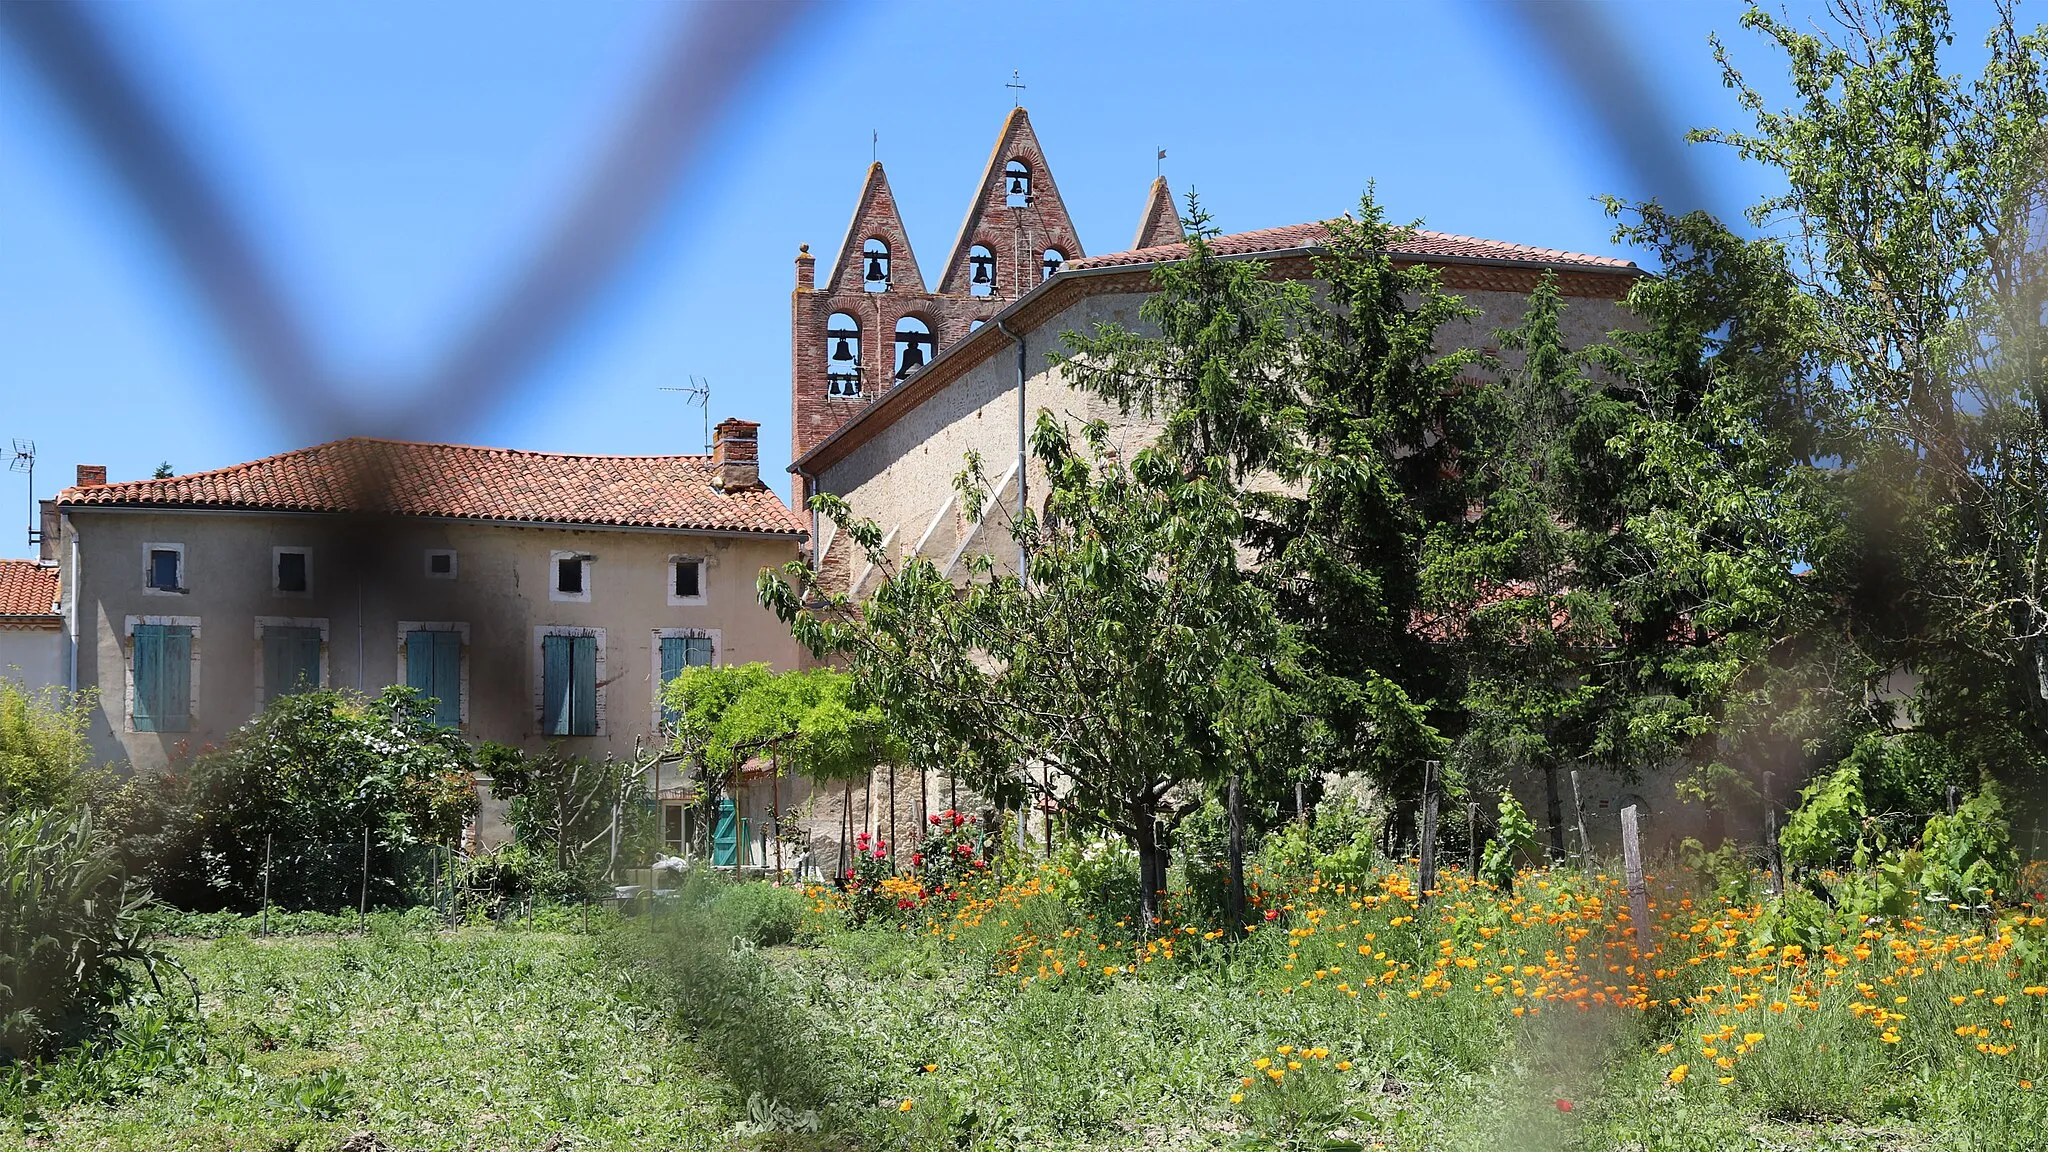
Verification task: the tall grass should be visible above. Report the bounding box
[0,807,163,1061]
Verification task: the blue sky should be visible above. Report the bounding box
[0,0,1819,559]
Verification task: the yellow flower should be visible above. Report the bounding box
[1718,1076,1734,1085]
[1743,1033,1763,1045]
[1267,1069,1285,1081]
[1668,1064,1690,1085]
[1336,1061,1353,1071]
[1287,1061,1302,1071]
[1240,1076,1254,1086]
[899,1099,914,1112]
[1253,1057,1271,1070]
[1230,1093,1245,1104]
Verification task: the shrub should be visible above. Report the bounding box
[103,687,480,912]
[478,743,652,902]
[0,807,162,1060]
[1478,794,1538,892]
[1919,783,2018,903]
[715,881,808,947]
[0,680,99,815]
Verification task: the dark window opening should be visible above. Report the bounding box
[674,559,702,599]
[428,551,454,576]
[556,556,584,595]
[276,550,307,593]
[147,548,181,590]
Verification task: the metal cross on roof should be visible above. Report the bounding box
[1007,69,1026,107]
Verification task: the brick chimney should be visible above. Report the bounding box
[710,418,761,492]
[794,243,815,291]
[76,464,107,487]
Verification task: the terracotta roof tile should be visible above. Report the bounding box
[57,438,805,536]
[0,560,59,617]
[1066,221,1638,273]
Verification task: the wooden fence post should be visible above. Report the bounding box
[1621,805,1650,954]
[358,825,371,934]
[1569,769,1592,869]
[1417,760,1440,907]
[261,832,273,937]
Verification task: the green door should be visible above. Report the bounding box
[711,798,738,866]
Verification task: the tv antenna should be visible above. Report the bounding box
[660,377,711,453]
[8,439,38,552]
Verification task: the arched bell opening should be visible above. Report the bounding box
[969,244,997,297]
[825,312,862,397]
[862,238,890,292]
[894,316,935,381]
[1004,159,1031,207]
[1041,247,1066,281]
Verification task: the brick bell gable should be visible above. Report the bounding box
[1133,176,1184,250]
[934,107,1085,298]
[790,107,1087,477]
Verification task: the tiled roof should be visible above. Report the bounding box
[0,560,59,618]
[57,438,805,536]
[1066,222,1639,273]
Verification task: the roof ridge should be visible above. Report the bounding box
[76,436,718,496]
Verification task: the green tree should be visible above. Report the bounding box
[662,665,899,867]
[1249,197,1480,839]
[1698,0,2048,790]
[764,417,1304,931]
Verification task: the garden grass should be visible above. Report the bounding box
[1,922,733,1152]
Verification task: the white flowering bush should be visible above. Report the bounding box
[103,687,479,912]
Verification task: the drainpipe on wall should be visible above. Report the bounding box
[994,316,1027,588]
[791,461,821,569]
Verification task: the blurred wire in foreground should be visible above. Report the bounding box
[0,1,819,442]
[1482,0,1717,218]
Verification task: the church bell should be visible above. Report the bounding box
[832,338,853,362]
[1009,176,1025,195]
[899,344,925,374]
[865,255,886,283]
[972,260,991,284]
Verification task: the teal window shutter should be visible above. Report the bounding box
[406,630,462,727]
[405,630,435,695]
[263,626,322,704]
[570,635,597,736]
[161,626,192,732]
[542,634,572,735]
[431,631,461,728]
[133,625,161,732]
[659,636,685,729]
[542,633,597,736]
[685,635,713,666]
[134,624,193,732]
